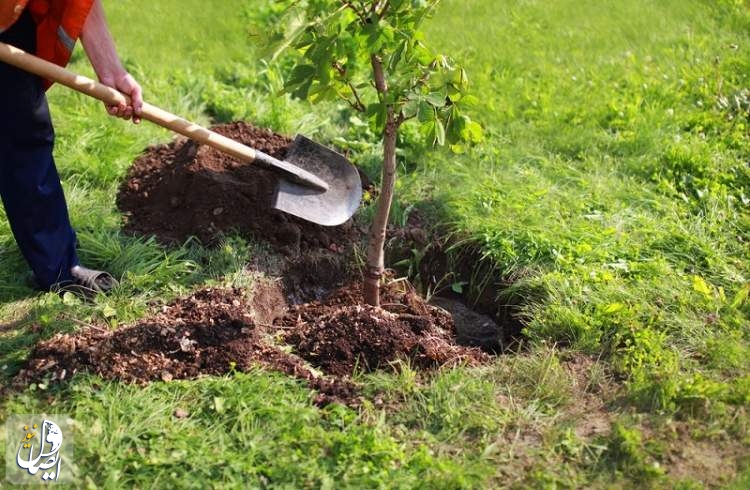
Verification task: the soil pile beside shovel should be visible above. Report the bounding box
[117,122,357,252]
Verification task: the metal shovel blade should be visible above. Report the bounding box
[272,135,362,227]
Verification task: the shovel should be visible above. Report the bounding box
[0,41,362,227]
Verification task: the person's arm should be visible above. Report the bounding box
[80,0,142,123]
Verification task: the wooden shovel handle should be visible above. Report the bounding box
[0,41,257,163]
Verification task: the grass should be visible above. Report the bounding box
[423,0,750,409]
[1,0,749,487]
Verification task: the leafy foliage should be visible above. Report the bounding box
[269,0,482,148]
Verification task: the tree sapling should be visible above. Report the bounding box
[272,0,482,306]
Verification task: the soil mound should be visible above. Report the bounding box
[17,281,489,405]
[15,288,357,406]
[117,122,358,252]
[283,281,490,376]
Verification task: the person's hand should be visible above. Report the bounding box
[81,1,143,124]
[99,72,143,124]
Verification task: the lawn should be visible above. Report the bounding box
[1,0,749,488]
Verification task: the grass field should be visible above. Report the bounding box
[1,0,749,487]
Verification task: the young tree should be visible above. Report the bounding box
[273,0,482,306]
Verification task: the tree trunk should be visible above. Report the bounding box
[363,119,398,306]
[363,54,397,306]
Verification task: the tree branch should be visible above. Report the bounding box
[378,0,390,19]
[342,95,366,112]
[348,82,367,112]
[396,110,413,125]
[371,54,388,100]
[342,0,368,24]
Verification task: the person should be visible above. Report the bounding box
[0,0,142,294]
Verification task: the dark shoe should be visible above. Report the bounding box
[69,265,119,294]
[27,266,119,298]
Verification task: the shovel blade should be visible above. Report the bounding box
[272,135,362,227]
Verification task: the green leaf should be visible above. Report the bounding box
[463,120,484,143]
[460,94,480,107]
[434,118,446,146]
[285,64,316,91]
[365,19,395,52]
[604,303,625,314]
[731,284,750,308]
[403,98,420,119]
[291,78,313,100]
[692,275,713,299]
[425,91,447,107]
[413,42,434,65]
[388,40,407,72]
[443,107,461,142]
[62,291,79,306]
[417,101,433,122]
[459,68,469,88]
[213,397,226,414]
[309,83,337,103]
[316,63,332,85]
[366,103,387,130]
[102,305,117,319]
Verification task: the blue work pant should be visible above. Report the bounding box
[0,10,79,289]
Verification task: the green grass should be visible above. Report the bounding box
[1,0,749,487]
[421,0,750,412]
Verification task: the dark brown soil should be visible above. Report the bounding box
[15,288,357,406]
[116,122,358,252]
[282,281,490,377]
[17,280,489,405]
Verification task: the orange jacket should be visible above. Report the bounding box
[1,0,95,87]
[0,1,28,33]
